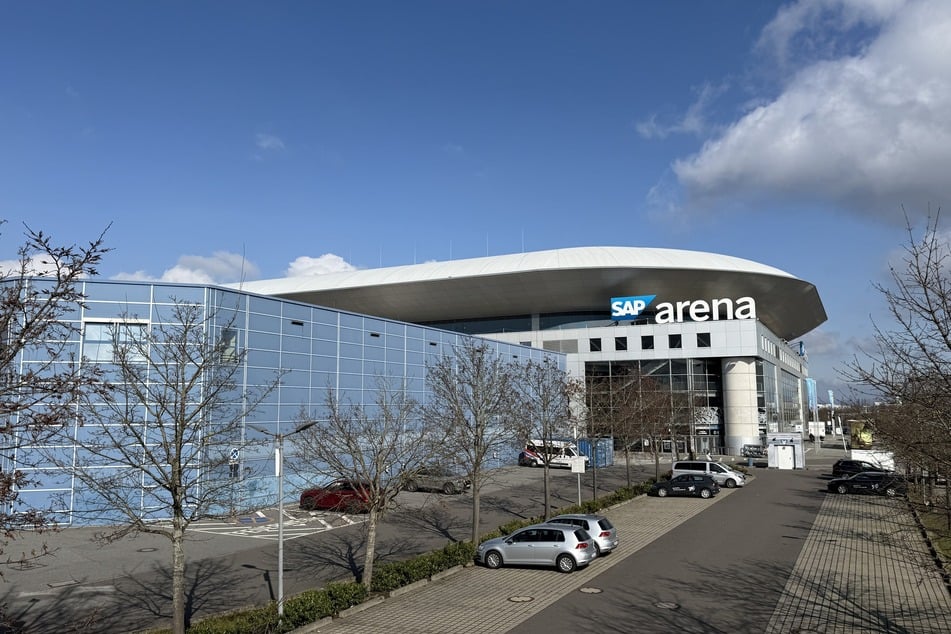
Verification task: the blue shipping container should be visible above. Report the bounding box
[578,437,614,468]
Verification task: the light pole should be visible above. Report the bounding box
[250,420,317,619]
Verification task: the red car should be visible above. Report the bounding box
[299,479,371,512]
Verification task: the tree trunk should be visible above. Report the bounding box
[470,471,481,546]
[171,520,186,634]
[543,464,551,520]
[363,508,378,590]
[624,446,632,489]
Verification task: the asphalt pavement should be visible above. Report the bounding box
[296,449,951,634]
[6,447,950,633]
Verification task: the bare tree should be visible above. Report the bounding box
[288,377,431,590]
[843,210,951,525]
[843,212,951,468]
[45,298,280,634]
[599,369,675,483]
[420,339,521,545]
[0,224,109,565]
[513,357,576,519]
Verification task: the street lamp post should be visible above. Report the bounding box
[250,420,317,619]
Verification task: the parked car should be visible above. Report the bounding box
[672,460,746,488]
[827,471,907,497]
[299,479,371,512]
[403,465,470,495]
[547,513,618,555]
[649,474,720,499]
[832,459,891,478]
[475,523,596,573]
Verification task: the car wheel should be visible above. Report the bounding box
[836,484,849,494]
[884,487,898,497]
[700,488,712,499]
[300,498,315,511]
[593,543,601,557]
[556,554,576,573]
[484,550,503,569]
[405,480,419,493]
[656,487,668,498]
[724,478,737,488]
[442,482,456,495]
[533,459,542,467]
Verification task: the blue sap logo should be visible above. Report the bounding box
[610,295,656,320]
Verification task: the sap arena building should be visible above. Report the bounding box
[238,246,827,456]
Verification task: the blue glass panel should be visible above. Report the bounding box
[314,356,338,372]
[364,360,385,377]
[83,281,154,302]
[282,367,311,387]
[339,327,363,344]
[281,352,310,371]
[339,343,363,360]
[211,289,247,312]
[312,308,338,326]
[247,349,281,367]
[248,312,281,333]
[83,302,152,320]
[338,373,363,390]
[339,357,362,374]
[364,344,385,362]
[15,490,59,511]
[152,284,206,303]
[276,301,307,321]
[364,318,386,334]
[282,336,310,354]
[314,323,338,340]
[249,295,283,316]
[338,313,363,330]
[314,339,337,356]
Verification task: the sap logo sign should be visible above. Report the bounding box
[611,295,657,320]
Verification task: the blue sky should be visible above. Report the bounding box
[2,0,950,399]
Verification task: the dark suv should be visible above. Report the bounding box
[832,459,888,478]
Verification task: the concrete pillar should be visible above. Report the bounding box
[722,357,760,455]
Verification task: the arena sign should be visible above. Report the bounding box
[611,295,756,323]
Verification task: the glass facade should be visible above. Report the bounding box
[583,358,723,451]
[6,280,559,525]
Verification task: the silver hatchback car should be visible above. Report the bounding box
[546,513,618,555]
[475,523,596,573]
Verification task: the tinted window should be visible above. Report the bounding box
[574,529,591,542]
[710,464,726,473]
[597,518,614,530]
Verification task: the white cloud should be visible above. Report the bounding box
[255,133,285,151]
[285,254,357,277]
[636,82,727,140]
[112,252,259,284]
[667,0,951,222]
[0,256,56,276]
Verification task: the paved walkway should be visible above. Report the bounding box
[302,485,951,634]
[303,489,734,633]
[766,493,951,633]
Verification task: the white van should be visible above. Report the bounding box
[519,439,589,469]
[672,460,746,488]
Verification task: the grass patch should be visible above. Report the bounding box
[918,507,951,564]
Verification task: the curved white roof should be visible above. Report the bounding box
[235,246,826,340]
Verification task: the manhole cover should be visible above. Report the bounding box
[579,587,603,594]
[137,547,158,553]
[508,596,534,603]
[655,601,680,610]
